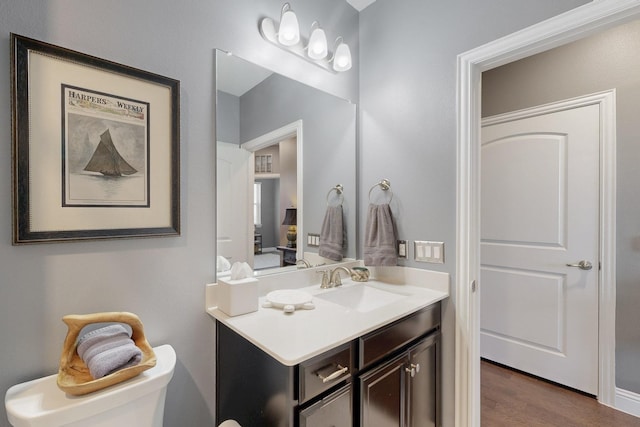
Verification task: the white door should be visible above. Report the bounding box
[480,103,600,394]
[217,141,253,268]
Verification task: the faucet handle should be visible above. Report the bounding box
[332,272,343,287]
[317,270,330,288]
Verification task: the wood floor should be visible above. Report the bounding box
[481,359,640,426]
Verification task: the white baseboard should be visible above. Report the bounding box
[615,388,640,418]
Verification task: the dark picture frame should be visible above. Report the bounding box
[11,34,180,244]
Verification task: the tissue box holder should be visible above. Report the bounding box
[217,277,259,316]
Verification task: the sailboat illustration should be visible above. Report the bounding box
[83,129,137,176]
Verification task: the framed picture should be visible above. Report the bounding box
[11,34,180,244]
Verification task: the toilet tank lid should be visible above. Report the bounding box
[5,345,176,426]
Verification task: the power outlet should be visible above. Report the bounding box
[414,241,444,264]
[397,240,407,258]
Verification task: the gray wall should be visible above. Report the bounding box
[0,1,357,426]
[256,178,279,248]
[255,146,281,249]
[358,0,590,423]
[0,0,595,426]
[482,18,640,394]
[216,91,240,144]
[240,73,357,259]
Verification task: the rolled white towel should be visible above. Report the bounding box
[77,324,142,379]
[217,255,231,273]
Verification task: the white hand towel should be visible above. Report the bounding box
[319,205,345,261]
[364,203,397,266]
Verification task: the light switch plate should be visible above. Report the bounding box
[414,241,444,264]
[308,233,320,247]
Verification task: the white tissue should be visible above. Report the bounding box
[217,263,259,316]
[230,262,253,280]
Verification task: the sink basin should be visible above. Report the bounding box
[316,284,406,312]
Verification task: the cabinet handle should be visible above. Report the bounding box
[405,363,420,378]
[317,364,348,383]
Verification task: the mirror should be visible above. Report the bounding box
[215,50,357,278]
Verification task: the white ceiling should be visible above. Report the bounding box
[345,0,377,11]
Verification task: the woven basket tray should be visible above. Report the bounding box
[56,312,156,396]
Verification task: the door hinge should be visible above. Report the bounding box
[471,280,477,292]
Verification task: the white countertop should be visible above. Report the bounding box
[206,266,449,366]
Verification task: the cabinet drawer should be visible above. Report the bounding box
[299,384,352,427]
[299,342,353,404]
[359,303,440,369]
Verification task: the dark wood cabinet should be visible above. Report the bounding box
[216,303,441,427]
[358,309,440,427]
[360,354,407,426]
[408,335,439,427]
[299,385,353,427]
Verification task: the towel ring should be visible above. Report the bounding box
[368,179,393,203]
[326,184,344,206]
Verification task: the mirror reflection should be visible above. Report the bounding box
[215,50,357,278]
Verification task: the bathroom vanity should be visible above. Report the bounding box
[217,303,440,426]
[207,266,448,427]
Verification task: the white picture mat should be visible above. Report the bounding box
[27,51,173,232]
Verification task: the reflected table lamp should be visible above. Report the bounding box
[282,208,297,248]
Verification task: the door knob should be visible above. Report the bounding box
[566,260,593,270]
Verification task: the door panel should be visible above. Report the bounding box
[360,355,406,427]
[217,141,253,267]
[481,267,565,352]
[407,334,439,427]
[481,103,599,394]
[482,133,566,246]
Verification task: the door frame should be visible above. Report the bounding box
[456,1,640,425]
[481,89,616,393]
[242,120,304,256]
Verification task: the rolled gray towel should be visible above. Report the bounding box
[77,324,142,379]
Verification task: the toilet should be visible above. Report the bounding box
[5,344,176,427]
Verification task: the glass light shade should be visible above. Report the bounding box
[333,41,352,72]
[278,7,300,46]
[307,27,328,60]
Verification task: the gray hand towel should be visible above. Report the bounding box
[319,205,345,261]
[77,324,142,379]
[364,203,398,266]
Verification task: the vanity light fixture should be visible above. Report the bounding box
[332,37,352,72]
[307,22,328,60]
[277,3,300,46]
[259,3,352,73]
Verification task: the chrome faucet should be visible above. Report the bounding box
[329,266,352,287]
[296,259,311,269]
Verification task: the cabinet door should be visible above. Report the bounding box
[299,384,352,427]
[359,354,407,427]
[407,333,440,427]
